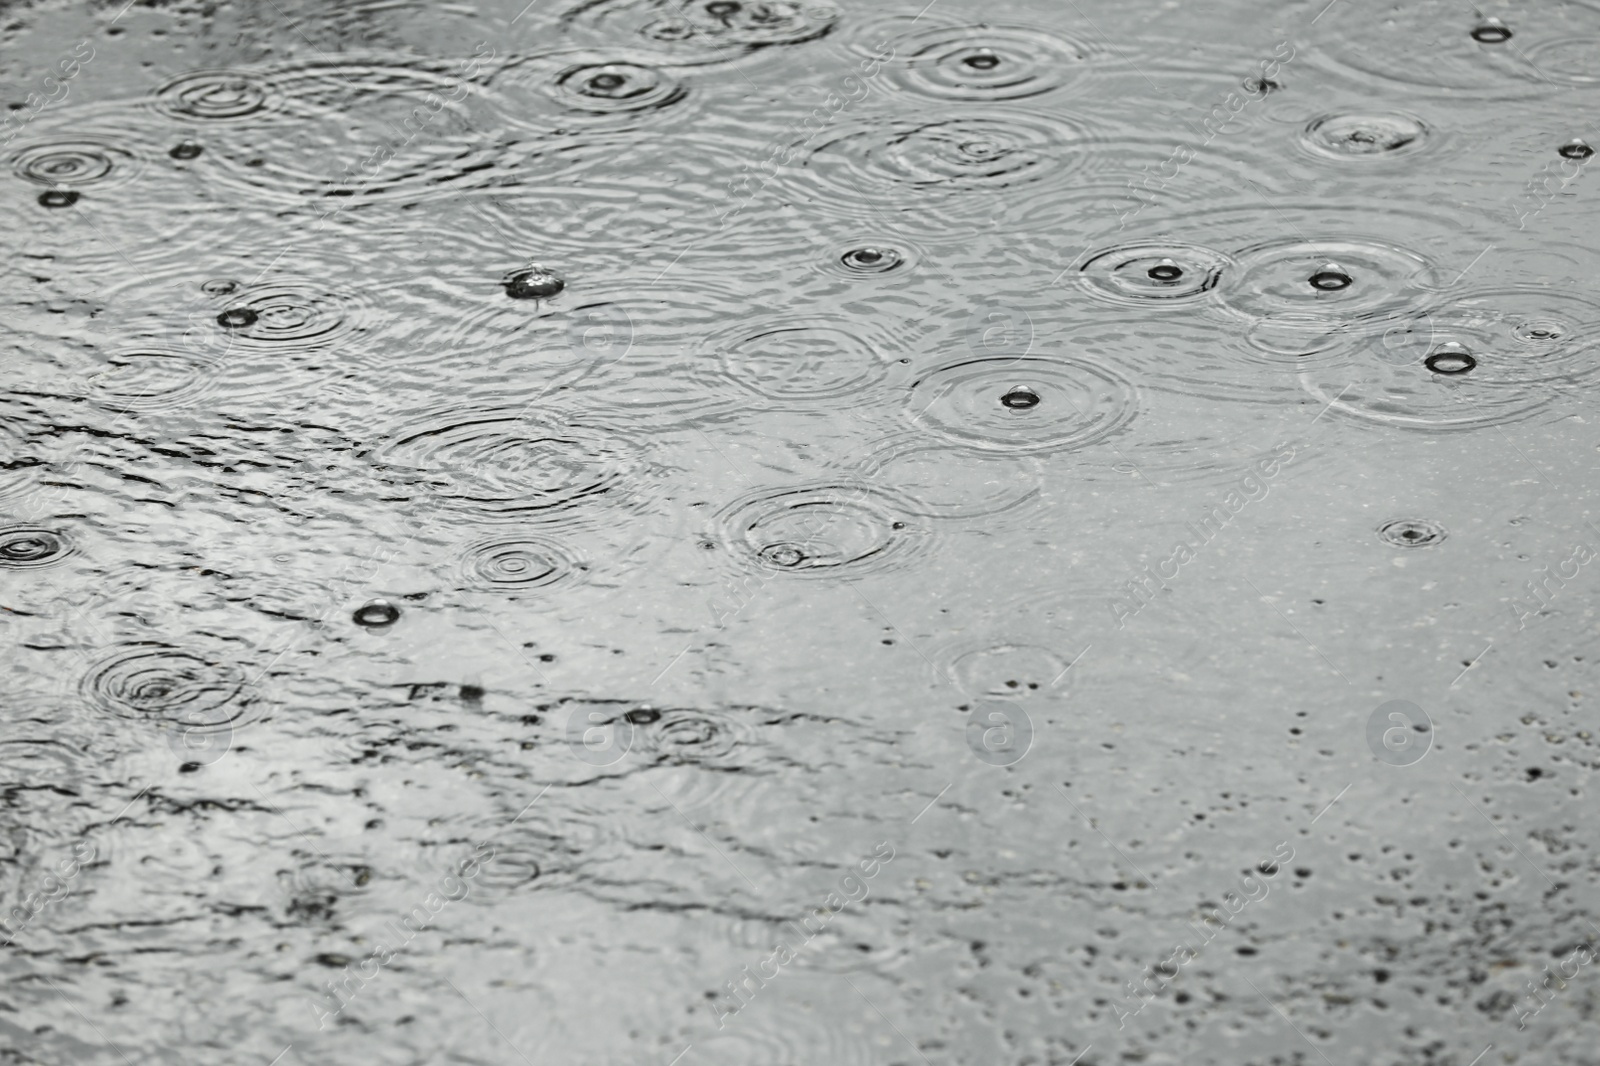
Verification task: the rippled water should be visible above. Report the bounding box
[6,0,1600,1063]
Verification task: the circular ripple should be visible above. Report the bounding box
[378,409,653,526]
[858,436,1042,524]
[557,0,839,60]
[1305,0,1600,95]
[704,315,900,404]
[1379,518,1447,548]
[639,709,748,766]
[460,534,583,590]
[1307,287,1600,430]
[10,138,142,189]
[783,110,1094,235]
[0,527,75,570]
[87,348,217,412]
[717,483,929,578]
[490,50,691,132]
[205,276,370,353]
[154,69,279,121]
[80,642,253,731]
[1300,110,1433,162]
[890,23,1102,100]
[909,354,1137,453]
[945,642,1068,697]
[1078,241,1232,307]
[1226,238,1439,322]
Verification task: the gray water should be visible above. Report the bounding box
[4,0,1600,1062]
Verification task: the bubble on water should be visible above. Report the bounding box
[1078,242,1231,306]
[1424,342,1476,375]
[1309,262,1354,290]
[1559,138,1594,160]
[1301,111,1430,160]
[885,23,1103,100]
[168,141,203,160]
[80,642,253,732]
[460,535,583,590]
[1471,17,1512,43]
[154,70,277,120]
[1379,519,1447,548]
[839,246,905,274]
[201,279,240,297]
[353,600,401,627]
[11,138,141,190]
[717,483,929,578]
[504,265,567,299]
[36,189,79,208]
[909,355,1137,452]
[1000,384,1041,410]
[0,527,74,570]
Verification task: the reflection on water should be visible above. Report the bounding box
[5,0,1600,1063]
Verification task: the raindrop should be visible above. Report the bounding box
[1471,17,1512,43]
[1424,342,1475,375]
[963,48,1001,70]
[217,307,260,329]
[840,245,904,274]
[1379,519,1446,548]
[353,600,401,628]
[1146,258,1183,282]
[1559,138,1594,161]
[505,265,566,300]
[38,188,78,208]
[169,141,203,160]
[706,0,740,15]
[1000,384,1041,410]
[1308,262,1353,290]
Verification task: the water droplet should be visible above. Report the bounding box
[1379,519,1447,548]
[1471,17,1512,43]
[1559,138,1594,161]
[760,544,807,568]
[1424,342,1476,375]
[169,141,203,160]
[201,279,240,297]
[706,0,740,15]
[38,188,78,208]
[1146,258,1183,282]
[1000,384,1041,410]
[505,266,566,299]
[353,600,401,628]
[840,245,904,274]
[1308,262,1353,290]
[963,48,1001,70]
[217,307,260,329]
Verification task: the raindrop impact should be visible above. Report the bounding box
[38,188,79,208]
[353,600,401,627]
[1559,138,1594,161]
[1309,262,1353,291]
[169,141,204,160]
[840,246,904,273]
[1146,258,1183,282]
[1000,384,1041,410]
[1424,342,1476,375]
[217,307,260,329]
[1471,18,1512,43]
[1379,519,1447,548]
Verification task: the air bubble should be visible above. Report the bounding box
[1309,262,1353,290]
[169,141,203,160]
[964,48,1000,70]
[505,266,566,300]
[217,307,260,329]
[202,279,240,297]
[1000,385,1041,410]
[38,188,78,208]
[1559,138,1594,161]
[840,245,904,274]
[1424,342,1475,375]
[353,600,401,628]
[1471,18,1512,43]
